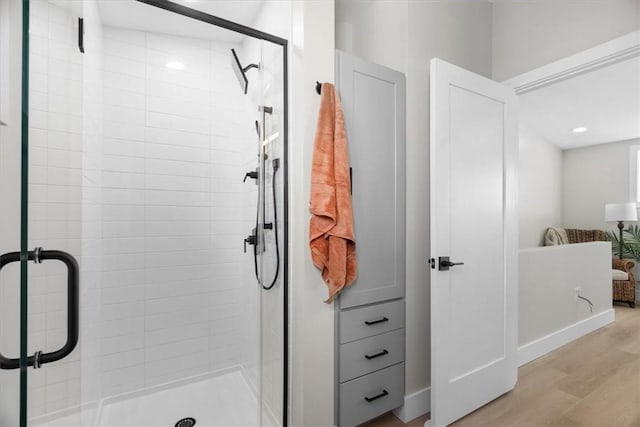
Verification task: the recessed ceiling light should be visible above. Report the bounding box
[572,127,588,133]
[166,61,185,71]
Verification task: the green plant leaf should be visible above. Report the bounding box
[606,225,640,259]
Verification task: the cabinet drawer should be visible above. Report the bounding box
[340,329,404,383]
[339,362,404,427]
[340,299,404,344]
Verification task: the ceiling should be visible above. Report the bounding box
[519,55,640,150]
[97,0,265,42]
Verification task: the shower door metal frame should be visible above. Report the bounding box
[17,0,290,426]
[134,3,290,426]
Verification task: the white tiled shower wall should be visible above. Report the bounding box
[26,0,264,418]
[28,0,84,416]
[97,26,258,396]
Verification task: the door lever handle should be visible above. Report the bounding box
[438,256,464,271]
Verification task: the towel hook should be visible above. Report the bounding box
[315,81,322,95]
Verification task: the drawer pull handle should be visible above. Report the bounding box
[364,389,389,403]
[365,316,389,326]
[365,349,389,360]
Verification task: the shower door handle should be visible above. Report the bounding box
[0,248,79,370]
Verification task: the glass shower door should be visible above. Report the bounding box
[258,39,286,427]
[11,0,288,425]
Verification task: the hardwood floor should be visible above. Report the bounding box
[361,305,640,427]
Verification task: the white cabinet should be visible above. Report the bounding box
[335,50,406,426]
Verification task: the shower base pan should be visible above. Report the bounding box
[32,367,273,427]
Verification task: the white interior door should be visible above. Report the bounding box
[429,58,518,427]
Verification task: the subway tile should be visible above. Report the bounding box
[145,292,211,316]
[102,205,145,222]
[103,27,146,48]
[144,140,209,162]
[102,222,145,239]
[45,361,80,385]
[144,249,210,269]
[103,105,146,126]
[146,66,211,91]
[103,71,146,94]
[144,322,208,348]
[102,171,145,189]
[144,221,210,237]
[144,279,210,300]
[103,88,146,110]
[103,38,147,62]
[146,96,212,120]
[144,174,210,193]
[144,264,210,285]
[101,270,146,289]
[146,79,210,105]
[101,237,144,255]
[30,35,49,57]
[103,54,146,79]
[30,128,48,148]
[145,158,210,178]
[145,126,212,149]
[143,190,210,207]
[145,307,209,332]
[102,254,146,273]
[102,188,145,205]
[103,121,145,142]
[144,236,210,252]
[144,206,210,222]
[31,91,49,112]
[145,32,210,56]
[103,155,145,173]
[100,349,145,373]
[100,332,145,356]
[100,364,145,397]
[144,336,208,364]
[101,317,145,339]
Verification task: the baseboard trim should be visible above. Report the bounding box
[518,308,615,366]
[393,386,430,423]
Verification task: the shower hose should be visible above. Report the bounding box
[252,158,280,290]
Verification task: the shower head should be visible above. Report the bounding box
[255,120,261,139]
[231,48,259,95]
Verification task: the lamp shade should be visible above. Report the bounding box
[605,203,638,222]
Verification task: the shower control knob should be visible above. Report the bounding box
[243,169,259,183]
[244,233,257,253]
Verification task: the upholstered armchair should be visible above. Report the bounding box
[613,259,636,308]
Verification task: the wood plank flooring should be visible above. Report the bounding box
[361,305,640,427]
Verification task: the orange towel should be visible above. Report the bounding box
[309,83,357,303]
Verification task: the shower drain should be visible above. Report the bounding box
[175,417,196,427]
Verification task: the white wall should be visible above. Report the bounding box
[492,0,640,81]
[563,138,640,231]
[290,1,336,426]
[519,125,564,248]
[336,0,493,400]
[519,242,612,348]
